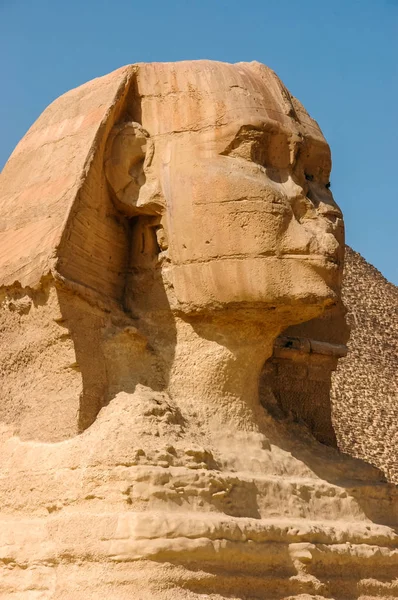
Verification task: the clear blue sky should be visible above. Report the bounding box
[1,0,397,283]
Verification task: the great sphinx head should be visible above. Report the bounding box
[104,61,344,324]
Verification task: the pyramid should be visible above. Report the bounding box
[332,246,398,483]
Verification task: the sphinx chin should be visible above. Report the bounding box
[167,254,340,325]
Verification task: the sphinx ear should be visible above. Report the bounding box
[104,121,160,215]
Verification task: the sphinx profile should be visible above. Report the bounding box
[0,61,396,599]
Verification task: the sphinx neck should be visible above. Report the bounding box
[165,315,278,431]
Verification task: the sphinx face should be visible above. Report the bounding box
[130,61,345,316]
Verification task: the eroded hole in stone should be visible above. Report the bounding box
[259,334,347,447]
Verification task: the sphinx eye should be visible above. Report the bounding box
[221,130,266,164]
[305,173,314,182]
[222,126,290,169]
[248,137,268,166]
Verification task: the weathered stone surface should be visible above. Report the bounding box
[0,60,397,598]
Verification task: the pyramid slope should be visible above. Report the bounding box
[332,247,398,482]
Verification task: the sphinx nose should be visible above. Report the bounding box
[307,182,343,224]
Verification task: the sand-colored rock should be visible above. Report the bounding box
[0,60,397,598]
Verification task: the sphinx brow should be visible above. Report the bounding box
[231,121,293,138]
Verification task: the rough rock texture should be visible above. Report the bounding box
[0,60,397,599]
[332,247,398,483]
